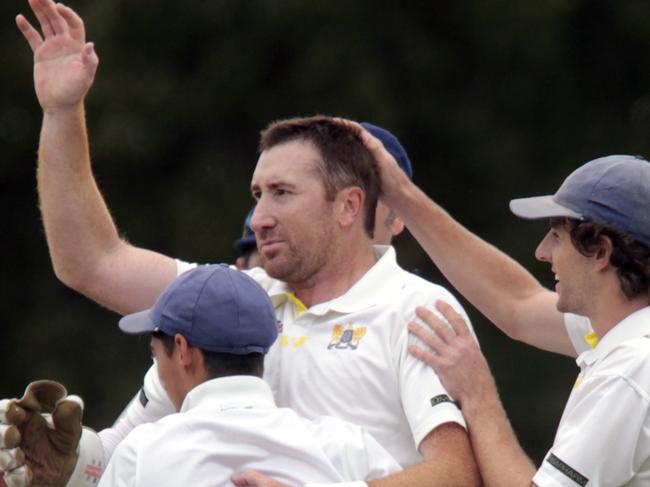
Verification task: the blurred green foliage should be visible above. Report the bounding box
[1,0,649,465]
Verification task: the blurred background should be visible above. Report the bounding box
[1,0,649,465]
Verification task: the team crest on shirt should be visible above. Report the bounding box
[327,323,367,350]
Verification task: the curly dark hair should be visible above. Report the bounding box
[552,218,650,299]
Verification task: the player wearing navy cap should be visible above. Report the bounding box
[364,136,650,487]
[99,265,400,487]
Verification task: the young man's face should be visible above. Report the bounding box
[151,336,184,411]
[535,223,595,316]
[250,139,339,286]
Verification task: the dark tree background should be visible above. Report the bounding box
[1,0,649,465]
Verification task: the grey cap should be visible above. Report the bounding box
[510,155,650,246]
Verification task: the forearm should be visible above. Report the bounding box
[462,389,536,487]
[390,183,572,354]
[368,423,480,487]
[38,105,122,289]
[37,106,178,313]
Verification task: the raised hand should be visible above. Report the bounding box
[16,0,98,113]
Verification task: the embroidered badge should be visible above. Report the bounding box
[327,324,367,350]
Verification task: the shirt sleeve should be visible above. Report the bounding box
[175,259,198,276]
[398,289,468,448]
[533,362,650,486]
[98,428,142,487]
[98,363,175,460]
[308,416,401,483]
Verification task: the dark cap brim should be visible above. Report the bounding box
[119,309,157,335]
[509,195,582,220]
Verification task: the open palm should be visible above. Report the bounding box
[16,0,98,112]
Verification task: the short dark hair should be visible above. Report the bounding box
[259,116,379,238]
[551,218,650,299]
[152,332,264,378]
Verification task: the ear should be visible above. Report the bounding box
[593,235,614,272]
[174,334,194,369]
[336,186,365,230]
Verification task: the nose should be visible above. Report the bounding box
[250,197,274,234]
[535,231,553,263]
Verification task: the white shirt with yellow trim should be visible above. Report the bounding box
[534,307,650,486]
[246,246,469,467]
[102,246,470,468]
[99,376,400,487]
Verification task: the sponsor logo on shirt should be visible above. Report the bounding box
[547,453,588,486]
[327,324,367,350]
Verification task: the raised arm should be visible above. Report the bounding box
[359,128,573,356]
[17,0,177,314]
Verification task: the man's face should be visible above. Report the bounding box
[151,336,184,411]
[250,139,338,286]
[535,224,595,315]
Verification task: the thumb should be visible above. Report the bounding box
[82,43,99,72]
[50,396,83,454]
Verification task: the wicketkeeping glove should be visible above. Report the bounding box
[0,381,104,487]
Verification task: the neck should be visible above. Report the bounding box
[290,242,378,308]
[589,294,649,338]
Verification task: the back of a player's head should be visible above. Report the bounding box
[119,264,278,378]
[259,116,379,238]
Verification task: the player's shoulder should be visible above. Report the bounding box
[393,268,463,309]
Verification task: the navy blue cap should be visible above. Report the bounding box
[234,207,257,255]
[510,155,650,246]
[119,264,278,354]
[361,122,413,179]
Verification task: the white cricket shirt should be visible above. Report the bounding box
[174,245,468,467]
[249,245,468,466]
[533,307,650,486]
[99,376,400,487]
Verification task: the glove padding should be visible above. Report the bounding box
[0,381,103,487]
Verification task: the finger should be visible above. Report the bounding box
[231,470,282,487]
[15,15,44,52]
[2,465,32,487]
[33,0,68,37]
[435,300,471,338]
[28,0,56,38]
[408,321,446,353]
[56,3,85,42]
[16,381,67,414]
[2,404,27,428]
[0,426,21,449]
[415,306,456,343]
[409,344,443,370]
[0,448,25,472]
[81,43,99,72]
[51,397,83,453]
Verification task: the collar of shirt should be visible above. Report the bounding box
[180,375,276,413]
[576,306,650,368]
[265,245,405,316]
